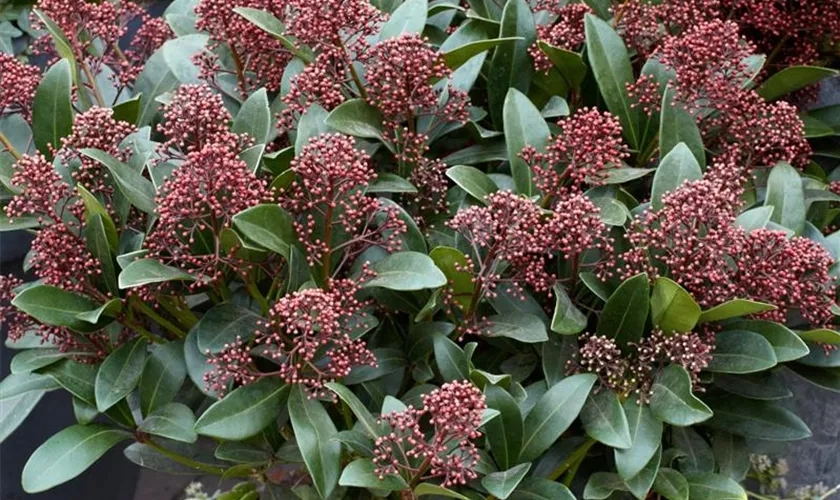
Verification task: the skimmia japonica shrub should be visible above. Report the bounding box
[1,0,840,498]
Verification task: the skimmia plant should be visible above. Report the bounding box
[1,0,839,499]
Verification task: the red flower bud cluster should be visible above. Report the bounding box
[280,133,406,272]
[158,84,245,155]
[616,0,721,57]
[195,0,292,93]
[0,54,40,122]
[520,108,629,195]
[373,381,486,487]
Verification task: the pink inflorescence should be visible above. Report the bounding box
[448,191,558,300]
[281,133,406,270]
[571,330,712,403]
[279,53,349,131]
[0,54,40,122]
[60,107,138,199]
[285,0,382,54]
[256,280,377,397]
[530,3,590,73]
[364,34,469,125]
[5,153,76,223]
[205,336,258,397]
[0,275,31,343]
[146,143,269,286]
[158,84,244,154]
[373,381,486,487]
[626,74,662,117]
[195,0,292,93]
[546,194,614,267]
[616,0,721,57]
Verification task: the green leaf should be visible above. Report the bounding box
[118,259,194,289]
[415,483,472,499]
[580,390,632,449]
[704,395,811,441]
[12,285,101,332]
[325,99,388,144]
[112,95,142,125]
[596,272,649,349]
[433,334,470,381]
[697,299,776,323]
[485,384,523,470]
[684,472,747,500]
[289,385,341,499]
[653,468,689,500]
[233,8,313,63]
[584,14,638,148]
[429,246,474,311]
[184,328,221,398]
[713,371,792,400]
[537,42,587,89]
[325,382,379,439]
[583,472,628,499]
[380,0,428,39]
[161,34,207,84]
[705,330,777,374]
[626,445,661,500]
[712,432,749,482]
[232,88,271,144]
[509,478,575,500]
[79,149,157,214]
[503,88,549,196]
[443,38,523,71]
[551,283,588,335]
[344,347,407,384]
[786,364,840,393]
[1,376,49,443]
[295,104,333,154]
[139,403,197,443]
[649,365,712,426]
[135,49,179,126]
[40,360,98,406]
[70,398,97,424]
[724,320,808,362]
[362,251,447,291]
[757,66,839,101]
[194,303,261,353]
[481,462,531,500]
[22,424,131,493]
[195,378,289,440]
[339,458,408,491]
[797,328,840,344]
[650,277,701,333]
[601,167,654,184]
[519,373,596,462]
[659,88,704,168]
[76,184,118,251]
[651,143,703,211]
[446,164,498,203]
[764,161,806,235]
[32,9,74,64]
[84,214,119,296]
[95,339,147,412]
[672,427,713,473]
[368,173,418,194]
[485,312,548,343]
[231,204,296,258]
[11,349,76,374]
[615,400,662,480]
[139,340,186,417]
[32,59,73,158]
[488,0,536,127]
[734,206,774,232]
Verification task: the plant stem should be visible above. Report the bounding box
[322,204,334,290]
[158,296,199,329]
[81,63,107,108]
[229,45,249,94]
[348,59,368,100]
[145,439,226,475]
[134,300,187,338]
[246,278,270,315]
[0,131,21,160]
[129,323,167,344]
[548,437,596,481]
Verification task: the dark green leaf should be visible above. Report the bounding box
[503,88,548,196]
[139,402,197,443]
[0,381,46,443]
[653,468,689,500]
[580,390,632,448]
[757,66,839,101]
[443,38,523,71]
[683,472,747,500]
[734,206,774,232]
[289,385,341,499]
[112,95,142,125]
[650,277,701,333]
[339,458,408,491]
[195,379,288,440]
[434,334,469,381]
[232,204,296,258]
[325,382,379,438]
[697,299,776,324]
[32,59,73,157]
[414,483,472,499]
[519,373,596,462]
[344,348,406,384]
[649,365,712,426]
[429,247,474,311]
[139,340,186,416]
[40,360,97,406]
[584,14,638,148]
[363,251,447,291]
[447,164,498,202]
[615,400,662,480]
[583,472,628,499]
[671,427,713,473]
[325,99,388,144]
[22,424,130,493]
[509,478,575,500]
[95,339,147,412]
[537,42,587,89]
[488,0,536,127]
[118,259,194,289]
[651,143,702,211]
[194,304,261,353]
[232,88,271,144]
[626,445,661,500]
[12,285,101,332]
[485,312,548,343]
[381,0,428,39]
[485,384,523,470]
[786,364,840,393]
[705,329,777,374]
[713,372,792,400]
[481,462,531,500]
[295,104,333,154]
[11,349,75,374]
[368,173,418,194]
[704,395,811,441]
[550,283,587,335]
[724,320,809,362]
[659,88,704,168]
[80,149,157,214]
[596,272,649,349]
[797,328,840,344]
[764,161,806,235]
[712,432,749,481]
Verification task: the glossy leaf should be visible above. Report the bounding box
[481,462,532,500]
[580,390,632,448]
[650,277,701,333]
[764,161,806,235]
[503,88,549,196]
[380,0,427,39]
[289,385,341,499]
[95,339,147,412]
[362,251,447,291]
[485,312,548,343]
[139,340,186,416]
[697,299,776,323]
[339,458,408,491]
[651,143,703,211]
[683,472,747,500]
[488,0,536,126]
[659,88,704,168]
[757,66,839,101]
[139,403,198,443]
[80,149,157,214]
[596,272,649,349]
[325,99,388,143]
[615,400,663,480]
[649,365,712,426]
[11,285,101,332]
[550,283,588,335]
[704,395,811,441]
[194,303,261,353]
[653,468,689,500]
[705,329,777,374]
[446,164,498,203]
[724,320,809,362]
[433,334,470,381]
[484,384,523,470]
[118,259,194,289]
[32,59,73,157]
[195,379,289,440]
[232,88,271,144]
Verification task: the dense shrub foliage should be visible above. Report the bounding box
[1,0,839,498]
